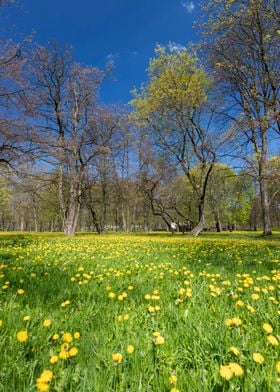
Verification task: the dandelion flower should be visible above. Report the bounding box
[39,370,53,383]
[229,363,244,376]
[267,335,279,346]
[23,315,30,321]
[253,353,264,364]
[262,323,273,334]
[219,365,233,380]
[229,346,240,356]
[49,355,58,364]
[16,330,28,342]
[69,347,78,357]
[43,319,52,328]
[127,345,134,354]
[112,353,122,364]
[155,336,165,345]
[169,374,177,384]
[62,332,73,343]
[17,289,25,295]
[36,380,49,392]
[74,332,80,339]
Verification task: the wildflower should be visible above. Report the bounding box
[36,380,49,392]
[74,332,80,339]
[267,335,279,346]
[169,374,177,384]
[59,350,69,360]
[253,353,264,364]
[127,345,134,354]
[39,370,53,383]
[112,353,122,364]
[23,315,30,321]
[170,389,180,392]
[219,365,233,380]
[251,293,259,300]
[0,320,3,327]
[17,289,25,295]
[276,361,280,373]
[229,363,244,376]
[155,336,165,345]
[43,319,52,328]
[69,347,78,357]
[16,330,28,342]
[62,332,73,343]
[108,292,115,299]
[229,346,240,356]
[262,323,273,334]
[49,355,58,364]
[52,333,59,340]
[231,317,242,327]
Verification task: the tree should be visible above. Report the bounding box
[201,0,280,235]
[130,45,224,236]
[29,43,113,236]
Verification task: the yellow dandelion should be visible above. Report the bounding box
[169,374,177,384]
[36,380,49,392]
[219,365,233,380]
[112,353,122,363]
[262,323,273,334]
[62,332,73,343]
[267,335,279,346]
[17,289,25,295]
[253,353,264,364]
[74,332,80,339]
[155,336,165,345]
[69,347,78,357]
[49,355,58,364]
[228,363,244,377]
[127,345,134,354]
[59,350,69,360]
[16,330,28,342]
[276,361,280,373]
[39,370,53,383]
[229,346,240,356]
[23,315,30,321]
[43,319,52,328]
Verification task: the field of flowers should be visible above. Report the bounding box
[0,231,279,391]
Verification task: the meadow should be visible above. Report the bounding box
[0,231,279,392]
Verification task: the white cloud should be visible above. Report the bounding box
[169,42,185,52]
[182,1,195,14]
[106,53,119,65]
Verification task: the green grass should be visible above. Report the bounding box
[0,232,279,391]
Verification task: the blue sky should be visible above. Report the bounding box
[3,0,198,104]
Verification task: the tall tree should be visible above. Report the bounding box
[201,0,280,235]
[130,45,223,236]
[29,43,112,235]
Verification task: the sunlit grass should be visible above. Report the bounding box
[0,232,279,391]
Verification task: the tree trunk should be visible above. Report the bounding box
[215,212,222,232]
[63,182,81,236]
[190,200,205,236]
[260,179,272,236]
[89,206,102,234]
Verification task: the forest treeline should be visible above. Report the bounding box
[0,0,279,236]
